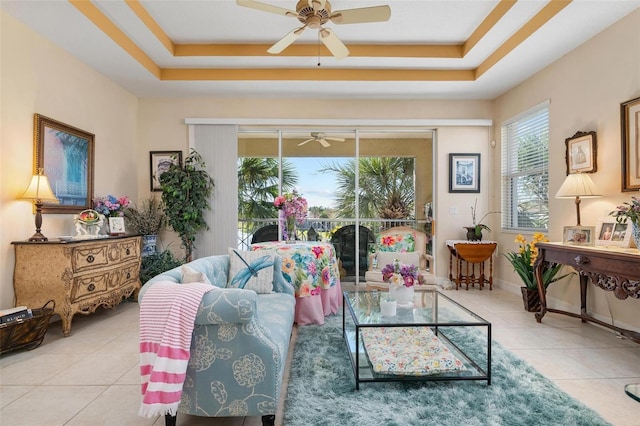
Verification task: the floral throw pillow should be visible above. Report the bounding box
[377,232,416,252]
[227,248,275,294]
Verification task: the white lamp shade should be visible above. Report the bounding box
[21,173,59,203]
[555,173,601,199]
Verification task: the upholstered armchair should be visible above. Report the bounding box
[364,226,434,287]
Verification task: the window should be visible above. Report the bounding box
[501,102,550,231]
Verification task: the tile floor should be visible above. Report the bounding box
[1,285,639,426]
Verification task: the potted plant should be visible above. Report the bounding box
[124,197,167,257]
[159,149,215,262]
[504,233,573,311]
[466,199,499,241]
[139,249,183,285]
[609,195,640,248]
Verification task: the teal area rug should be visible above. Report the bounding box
[282,315,610,426]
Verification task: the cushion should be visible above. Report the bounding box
[227,248,275,293]
[377,232,416,252]
[181,265,212,285]
[361,327,466,376]
[376,251,420,270]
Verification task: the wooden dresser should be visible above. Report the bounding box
[12,236,142,336]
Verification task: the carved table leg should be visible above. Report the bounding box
[580,274,588,323]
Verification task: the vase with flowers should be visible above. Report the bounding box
[381,259,419,307]
[467,198,500,241]
[504,233,573,311]
[274,190,308,241]
[610,195,640,248]
[94,195,130,235]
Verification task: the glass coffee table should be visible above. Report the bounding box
[343,290,491,390]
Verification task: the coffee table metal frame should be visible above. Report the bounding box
[342,290,491,390]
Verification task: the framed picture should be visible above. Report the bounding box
[595,218,632,247]
[449,153,480,193]
[34,114,95,214]
[565,131,597,174]
[108,217,126,236]
[563,225,595,246]
[150,151,182,192]
[621,96,640,192]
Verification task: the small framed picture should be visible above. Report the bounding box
[449,153,480,193]
[565,131,597,174]
[108,217,126,236]
[596,218,632,247]
[563,225,595,246]
[150,151,182,192]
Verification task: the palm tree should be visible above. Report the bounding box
[237,157,298,220]
[319,157,415,219]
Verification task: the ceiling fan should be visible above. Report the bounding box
[236,0,391,59]
[298,132,346,148]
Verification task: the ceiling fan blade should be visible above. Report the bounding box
[330,5,391,24]
[298,138,315,146]
[318,138,331,148]
[324,137,345,142]
[236,0,296,17]
[268,27,306,54]
[320,28,349,59]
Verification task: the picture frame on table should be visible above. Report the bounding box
[34,114,95,214]
[563,225,595,246]
[150,151,182,192]
[107,217,126,236]
[595,218,632,247]
[449,153,480,193]
[565,131,597,174]
[621,96,640,192]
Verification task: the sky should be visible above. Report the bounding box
[288,157,349,209]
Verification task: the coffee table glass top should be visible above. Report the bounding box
[344,289,490,327]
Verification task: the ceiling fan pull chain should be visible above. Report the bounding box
[317,32,321,67]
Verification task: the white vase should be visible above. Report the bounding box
[389,284,414,307]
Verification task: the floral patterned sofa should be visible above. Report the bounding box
[139,254,296,426]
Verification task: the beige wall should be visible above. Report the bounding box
[492,9,640,330]
[0,12,138,307]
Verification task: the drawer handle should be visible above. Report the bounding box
[86,255,95,263]
[574,255,589,266]
[126,272,131,279]
[88,283,95,292]
[126,248,130,255]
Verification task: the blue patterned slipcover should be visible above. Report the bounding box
[139,255,296,422]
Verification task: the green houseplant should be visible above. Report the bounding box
[139,249,184,284]
[159,149,215,262]
[505,232,573,311]
[466,199,499,240]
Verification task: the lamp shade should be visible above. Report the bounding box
[20,173,59,203]
[555,173,601,199]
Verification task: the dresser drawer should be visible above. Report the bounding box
[72,246,109,271]
[117,239,140,262]
[109,263,139,289]
[71,272,109,302]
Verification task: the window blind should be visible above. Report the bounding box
[501,103,550,231]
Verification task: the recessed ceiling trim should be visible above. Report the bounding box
[124,0,174,55]
[463,0,517,56]
[161,68,475,82]
[69,0,161,78]
[476,0,572,79]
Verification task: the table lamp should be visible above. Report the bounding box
[20,170,59,241]
[555,173,601,226]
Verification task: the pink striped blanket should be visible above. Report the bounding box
[138,281,214,418]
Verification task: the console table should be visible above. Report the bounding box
[533,242,640,343]
[12,236,142,336]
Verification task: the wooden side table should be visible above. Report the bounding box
[446,240,497,290]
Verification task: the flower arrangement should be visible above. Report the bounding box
[274,190,308,239]
[504,233,572,290]
[609,196,640,225]
[381,260,419,288]
[469,198,500,237]
[93,195,130,217]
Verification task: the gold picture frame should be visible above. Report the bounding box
[621,96,640,192]
[565,131,596,174]
[34,114,95,214]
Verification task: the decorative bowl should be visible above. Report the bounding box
[77,209,100,224]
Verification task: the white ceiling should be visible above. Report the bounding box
[1,0,638,100]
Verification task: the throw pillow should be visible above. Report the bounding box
[377,232,416,252]
[227,248,275,293]
[181,264,212,285]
